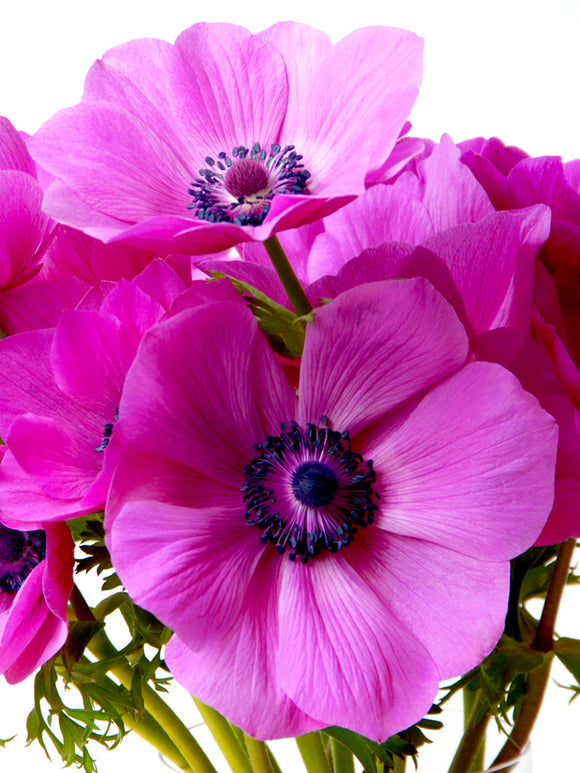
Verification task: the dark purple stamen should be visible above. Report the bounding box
[188,142,311,226]
[94,407,119,453]
[0,524,46,594]
[241,419,377,563]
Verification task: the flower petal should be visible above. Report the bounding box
[298,279,469,435]
[365,361,558,558]
[165,557,325,740]
[277,553,439,741]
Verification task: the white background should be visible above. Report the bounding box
[1,0,580,771]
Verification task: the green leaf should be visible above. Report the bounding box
[210,272,311,358]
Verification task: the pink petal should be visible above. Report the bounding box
[171,24,288,157]
[364,361,558,559]
[421,206,551,336]
[306,185,434,282]
[351,530,509,679]
[260,23,423,194]
[118,302,296,485]
[165,558,325,740]
[111,497,262,646]
[0,116,37,175]
[0,171,51,289]
[298,279,468,435]
[30,102,194,223]
[396,134,494,231]
[277,553,439,741]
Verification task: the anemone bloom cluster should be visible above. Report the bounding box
[0,17,576,765]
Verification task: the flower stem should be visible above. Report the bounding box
[263,235,312,317]
[490,538,577,768]
[295,732,333,773]
[447,691,491,773]
[243,732,274,773]
[330,737,355,773]
[463,688,484,772]
[192,697,253,773]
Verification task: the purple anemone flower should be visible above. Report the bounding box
[0,518,73,682]
[106,280,557,740]
[29,22,423,254]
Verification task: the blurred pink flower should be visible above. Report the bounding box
[29,22,423,255]
[106,281,557,740]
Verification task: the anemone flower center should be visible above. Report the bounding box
[224,158,271,199]
[292,461,338,508]
[187,142,311,227]
[0,523,46,594]
[242,418,377,563]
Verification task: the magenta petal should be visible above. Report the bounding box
[42,523,74,618]
[50,311,135,414]
[277,554,439,741]
[260,23,423,193]
[366,361,558,558]
[306,185,433,282]
[0,171,51,289]
[0,522,73,683]
[397,134,494,231]
[0,276,90,335]
[119,302,296,485]
[352,531,509,679]
[0,117,37,175]
[30,102,194,223]
[171,24,288,156]
[421,206,551,336]
[298,280,468,435]
[0,451,84,524]
[111,497,262,646]
[165,559,325,740]
[7,413,100,501]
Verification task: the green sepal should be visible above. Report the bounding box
[554,637,580,685]
[324,709,441,773]
[210,272,313,358]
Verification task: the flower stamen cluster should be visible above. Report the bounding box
[0,524,46,593]
[188,142,311,226]
[241,417,377,562]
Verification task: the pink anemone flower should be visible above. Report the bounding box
[29,22,423,255]
[107,280,557,741]
[0,518,73,682]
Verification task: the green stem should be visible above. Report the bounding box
[243,732,274,773]
[82,618,217,773]
[295,732,333,773]
[447,692,491,773]
[263,235,312,316]
[463,688,484,772]
[490,538,577,769]
[330,737,355,773]
[266,747,284,773]
[192,697,253,773]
